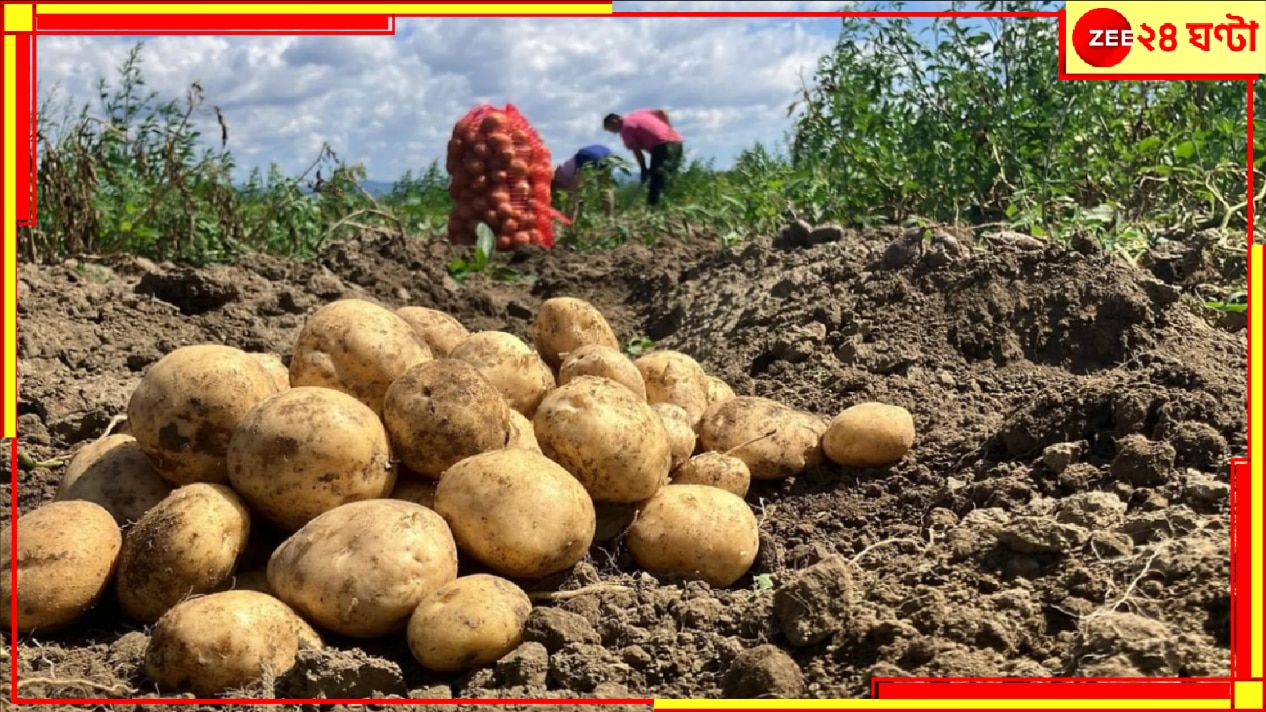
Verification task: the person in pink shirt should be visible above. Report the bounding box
[603,109,684,208]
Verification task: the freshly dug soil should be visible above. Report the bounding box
[7,226,1243,707]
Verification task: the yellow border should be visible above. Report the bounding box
[653,700,1229,709]
[0,2,1259,708]
[1253,244,1264,680]
[36,3,612,16]
[3,4,34,32]
[3,33,14,440]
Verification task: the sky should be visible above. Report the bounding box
[33,1,1022,183]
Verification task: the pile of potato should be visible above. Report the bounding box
[2,295,916,697]
[445,104,556,251]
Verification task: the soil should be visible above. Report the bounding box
[6,225,1245,708]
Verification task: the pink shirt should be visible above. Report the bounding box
[619,110,683,152]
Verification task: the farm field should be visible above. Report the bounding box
[7,221,1246,704]
[5,3,1258,706]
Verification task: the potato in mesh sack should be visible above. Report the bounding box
[446,104,561,250]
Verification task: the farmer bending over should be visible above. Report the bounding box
[603,110,683,208]
[552,144,616,221]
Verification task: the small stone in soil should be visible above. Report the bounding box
[773,555,856,647]
[495,641,550,689]
[1110,435,1176,487]
[1180,472,1230,509]
[276,646,407,699]
[1077,611,1176,674]
[524,607,602,653]
[1041,442,1084,474]
[722,645,805,699]
[997,516,1089,554]
[1161,421,1228,471]
[1055,491,1126,530]
[549,643,631,692]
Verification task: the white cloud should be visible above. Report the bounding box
[35,3,849,181]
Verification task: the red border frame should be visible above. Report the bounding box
[4,3,1257,708]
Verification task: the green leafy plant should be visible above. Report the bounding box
[447,222,497,282]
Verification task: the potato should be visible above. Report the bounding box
[434,449,595,578]
[268,499,458,638]
[449,331,555,417]
[227,387,396,531]
[1,501,122,633]
[698,396,827,480]
[54,433,173,526]
[558,344,646,400]
[383,360,510,479]
[396,306,470,358]
[635,350,711,429]
[251,352,291,391]
[653,402,697,471]
[406,574,532,673]
[672,451,751,498]
[127,344,281,486]
[823,402,916,468]
[289,298,433,416]
[115,484,251,624]
[704,375,736,406]
[627,484,759,588]
[531,297,620,372]
[506,409,542,453]
[392,477,438,509]
[533,375,672,503]
[144,590,321,696]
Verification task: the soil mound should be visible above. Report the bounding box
[9,227,1242,703]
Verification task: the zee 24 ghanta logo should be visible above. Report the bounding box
[1072,7,1259,67]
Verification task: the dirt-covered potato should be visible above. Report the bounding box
[627,484,759,587]
[823,402,916,468]
[435,449,596,578]
[54,433,173,526]
[268,499,458,638]
[506,409,542,453]
[392,477,438,509]
[698,396,827,480]
[635,350,711,428]
[144,589,321,696]
[406,574,532,673]
[671,451,751,498]
[449,331,556,417]
[653,402,697,471]
[704,375,736,406]
[1,501,122,634]
[383,359,510,479]
[115,484,252,624]
[127,344,281,486]
[289,298,433,415]
[531,296,620,372]
[558,344,647,400]
[227,386,396,531]
[251,352,291,391]
[396,306,471,358]
[533,375,672,503]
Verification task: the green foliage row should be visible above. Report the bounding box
[19,3,1263,267]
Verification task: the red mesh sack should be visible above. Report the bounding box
[445,103,562,250]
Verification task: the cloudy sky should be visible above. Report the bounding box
[34,1,1013,182]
